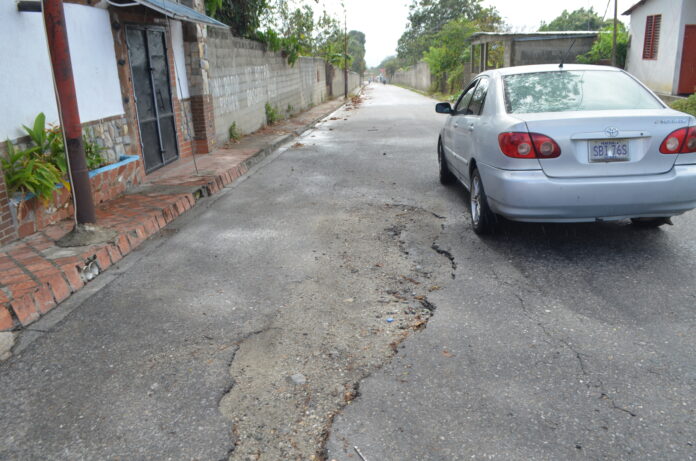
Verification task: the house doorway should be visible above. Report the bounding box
[678,25,696,95]
[126,25,179,173]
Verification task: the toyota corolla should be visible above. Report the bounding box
[435,64,696,234]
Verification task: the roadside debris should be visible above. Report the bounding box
[354,445,368,461]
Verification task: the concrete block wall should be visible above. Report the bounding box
[207,30,326,142]
[330,70,362,99]
[513,37,596,66]
[207,29,360,143]
[392,62,432,92]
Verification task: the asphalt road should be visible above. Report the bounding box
[1,84,695,461]
[327,86,696,460]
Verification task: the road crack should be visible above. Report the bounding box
[217,205,453,460]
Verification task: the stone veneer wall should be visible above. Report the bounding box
[0,114,142,242]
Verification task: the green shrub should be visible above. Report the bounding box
[2,141,69,202]
[577,23,629,68]
[20,113,106,174]
[265,103,280,125]
[1,112,107,203]
[228,122,240,142]
[671,94,696,117]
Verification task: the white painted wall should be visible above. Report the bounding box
[625,0,685,94]
[169,20,190,100]
[0,3,123,140]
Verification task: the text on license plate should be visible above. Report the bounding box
[589,139,630,162]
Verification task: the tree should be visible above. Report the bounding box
[422,18,476,78]
[539,7,608,31]
[209,0,268,38]
[348,30,366,76]
[397,0,503,65]
[377,55,401,79]
[577,22,629,68]
[208,0,365,68]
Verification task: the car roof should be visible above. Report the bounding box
[483,64,623,78]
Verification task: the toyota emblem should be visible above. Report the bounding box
[605,127,619,138]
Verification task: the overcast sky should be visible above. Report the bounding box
[317,0,637,67]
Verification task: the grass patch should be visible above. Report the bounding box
[671,94,696,117]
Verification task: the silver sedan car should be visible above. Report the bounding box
[436,64,696,234]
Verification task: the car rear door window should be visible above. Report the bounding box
[467,77,489,115]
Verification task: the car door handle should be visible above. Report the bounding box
[468,124,475,132]
[453,122,459,128]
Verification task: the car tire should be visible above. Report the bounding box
[438,139,456,185]
[630,217,673,228]
[469,168,496,235]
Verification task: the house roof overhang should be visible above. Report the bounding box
[623,0,649,15]
[470,31,599,45]
[108,0,228,28]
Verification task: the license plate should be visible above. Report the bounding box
[589,139,630,162]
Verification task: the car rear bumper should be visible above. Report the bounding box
[478,163,696,222]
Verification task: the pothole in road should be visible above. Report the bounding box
[218,203,455,460]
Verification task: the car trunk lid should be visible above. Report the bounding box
[519,111,688,178]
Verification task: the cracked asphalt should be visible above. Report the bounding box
[1,84,696,461]
[327,89,696,460]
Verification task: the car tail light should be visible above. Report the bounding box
[498,132,561,159]
[530,133,561,158]
[660,127,696,154]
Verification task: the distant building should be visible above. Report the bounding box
[468,31,599,78]
[623,0,696,95]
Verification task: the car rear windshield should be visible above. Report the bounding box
[503,70,663,114]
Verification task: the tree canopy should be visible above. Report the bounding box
[348,31,367,76]
[397,0,503,66]
[391,0,504,93]
[538,7,608,31]
[205,0,365,68]
[577,22,629,68]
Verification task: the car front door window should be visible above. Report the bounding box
[454,81,478,115]
[467,77,489,115]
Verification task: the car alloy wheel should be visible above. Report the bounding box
[471,175,482,226]
[469,168,495,235]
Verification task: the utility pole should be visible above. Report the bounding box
[43,0,96,225]
[343,8,348,99]
[611,0,618,67]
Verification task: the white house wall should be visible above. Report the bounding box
[625,0,685,94]
[0,3,124,140]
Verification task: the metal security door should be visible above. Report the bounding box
[126,26,179,173]
[678,25,696,95]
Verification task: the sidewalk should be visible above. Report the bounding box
[0,97,347,334]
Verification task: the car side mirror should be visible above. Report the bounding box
[435,102,453,114]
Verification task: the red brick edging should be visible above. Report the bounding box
[0,95,348,332]
[0,193,196,331]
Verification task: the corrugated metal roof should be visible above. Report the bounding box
[126,0,228,28]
